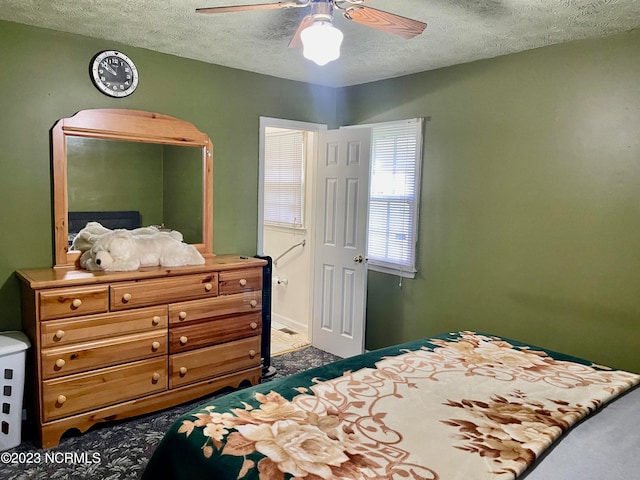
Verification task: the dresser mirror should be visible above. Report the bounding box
[52,109,213,268]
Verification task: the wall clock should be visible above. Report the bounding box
[90,50,139,97]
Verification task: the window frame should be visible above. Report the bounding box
[263,127,307,230]
[366,118,423,279]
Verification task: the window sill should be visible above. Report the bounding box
[367,262,416,279]
[264,224,306,235]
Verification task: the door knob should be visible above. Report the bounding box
[353,255,364,263]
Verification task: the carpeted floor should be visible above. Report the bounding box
[1,346,340,480]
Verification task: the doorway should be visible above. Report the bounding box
[258,117,324,353]
[258,117,373,358]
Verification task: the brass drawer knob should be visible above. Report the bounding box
[71,298,82,309]
[55,358,66,368]
[56,395,67,406]
[179,367,188,376]
[122,293,132,303]
[151,341,161,351]
[179,336,188,345]
[249,349,257,358]
[54,330,65,340]
[152,316,161,326]
[250,299,258,308]
[204,282,213,292]
[250,322,258,330]
[179,311,187,320]
[239,278,247,287]
[152,372,161,383]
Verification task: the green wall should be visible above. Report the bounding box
[68,139,205,243]
[339,30,640,373]
[67,138,164,226]
[0,20,337,331]
[163,145,203,244]
[1,20,638,373]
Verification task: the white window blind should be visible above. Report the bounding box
[367,119,422,278]
[264,128,305,228]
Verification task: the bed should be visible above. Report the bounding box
[141,331,639,480]
[67,210,142,246]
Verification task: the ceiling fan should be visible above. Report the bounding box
[196,0,427,65]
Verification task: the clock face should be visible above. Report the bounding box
[90,50,139,97]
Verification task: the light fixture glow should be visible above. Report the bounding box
[300,20,343,66]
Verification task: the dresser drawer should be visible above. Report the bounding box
[219,268,262,295]
[41,306,167,348]
[169,291,261,325]
[42,357,167,421]
[110,273,218,310]
[39,285,109,321]
[42,330,168,379]
[170,313,261,353]
[169,336,261,388]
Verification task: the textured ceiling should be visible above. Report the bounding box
[1,0,639,87]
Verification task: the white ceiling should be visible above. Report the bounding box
[1,0,639,87]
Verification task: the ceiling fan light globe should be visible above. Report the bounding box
[300,21,343,66]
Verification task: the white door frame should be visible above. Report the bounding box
[257,117,327,340]
[258,118,373,356]
[257,117,327,256]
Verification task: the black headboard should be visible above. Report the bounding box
[68,211,142,234]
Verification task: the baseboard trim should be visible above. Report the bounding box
[272,313,309,338]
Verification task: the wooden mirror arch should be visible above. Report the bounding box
[52,109,213,268]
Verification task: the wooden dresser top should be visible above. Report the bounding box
[16,255,267,289]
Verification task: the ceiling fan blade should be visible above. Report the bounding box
[344,6,427,39]
[288,14,315,48]
[196,2,296,14]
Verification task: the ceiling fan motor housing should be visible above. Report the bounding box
[311,0,334,20]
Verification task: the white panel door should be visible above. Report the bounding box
[312,127,370,358]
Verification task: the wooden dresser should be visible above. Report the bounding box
[16,255,266,448]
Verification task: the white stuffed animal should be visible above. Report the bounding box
[86,228,205,271]
[71,221,113,252]
[74,222,186,271]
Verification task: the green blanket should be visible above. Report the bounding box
[141,332,639,480]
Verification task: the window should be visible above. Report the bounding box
[263,127,306,228]
[367,119,423,278]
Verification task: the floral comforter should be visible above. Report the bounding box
[142,332,639,480]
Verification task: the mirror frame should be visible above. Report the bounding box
[52,109,213,268]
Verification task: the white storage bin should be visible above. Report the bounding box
[0,331,30,451]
